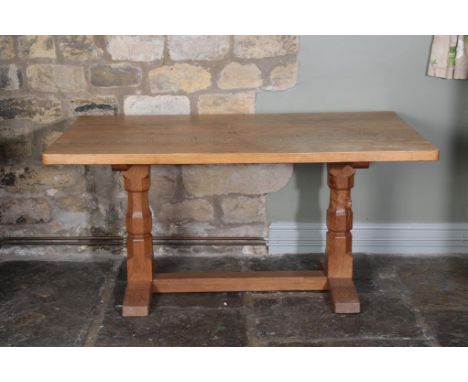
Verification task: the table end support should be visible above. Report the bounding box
[326,163,368,314]
[121,165,154,317]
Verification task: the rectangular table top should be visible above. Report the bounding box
[42,112,439,165]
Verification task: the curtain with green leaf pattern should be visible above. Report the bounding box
[427,35,468,79]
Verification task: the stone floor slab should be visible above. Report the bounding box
[263,339,431,347]
[243,254,323,271]
[96,308,247,346]
[95,280,247,346]
[0,260,114,346]
[421,310,468,346]
[395,256,468,311]
[248,293,424,341]
[152,255,244,274]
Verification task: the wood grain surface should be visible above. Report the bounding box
[152,270,328,293]
[42,112,439,165]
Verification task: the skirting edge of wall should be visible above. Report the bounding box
[3,224,468,256]
[268,222,468,255]
[0,236,265,247]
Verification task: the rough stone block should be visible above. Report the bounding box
[81,166,126,235]
[234,36,298,59]
[265,62,298,90]
[149,177,176,202]
[124,95,190,115]
[0,36,14,59]
[157,199,214,222]
[0,65,23,90]
[149,63,211,93]
[2,142,32,162]
[153,221,267,239]
[0,120,34,162]
[106,36,164,62]
[67,97,118,116]
[218,62,262,89]
[221,195,266,224]
[90,64,142,87]
[0,165,85,193]
[0,198,51,224]
[57,35,103,61]
[168,36,230,61]
[0,119,34,140]
[182,164,293,197]
[0,142,32,162]
[197,92,256,114]
[41,130,63,151]
[27,64,87,93]
[56,194,92,212]
[149,165,178,201]
[17,36,56,59]
[0,96,62,123]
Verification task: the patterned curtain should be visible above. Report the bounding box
[427,36,468,80]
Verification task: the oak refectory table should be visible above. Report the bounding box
[42,112,439,317]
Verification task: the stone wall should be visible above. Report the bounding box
[0,36,298,254]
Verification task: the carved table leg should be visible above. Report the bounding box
[326,163,362,314]
[122,165,153,317]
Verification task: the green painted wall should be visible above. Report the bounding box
[258,36,468,224]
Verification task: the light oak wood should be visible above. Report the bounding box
[122,165,154,317]
[43,112,439,165]
[152,270,328,293]
[122,282,153,317]
[111,164,130,171]
[326,163,361,313]
[328,278,361,314]
[41,113,440,317]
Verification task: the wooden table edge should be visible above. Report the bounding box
[42,149,440,165]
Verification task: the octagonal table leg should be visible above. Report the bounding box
[326,163,367,314]
[121,165,154,317]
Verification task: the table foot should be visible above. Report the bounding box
[329,278,361,314]
[122,281,153,317]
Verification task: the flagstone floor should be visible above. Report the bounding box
[1,253,467,346]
